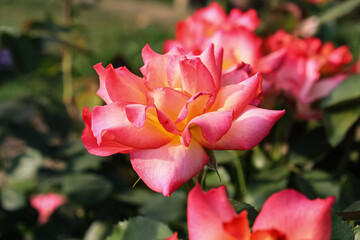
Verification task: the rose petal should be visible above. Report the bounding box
[81,107,133,156]
[97,64,147,105]
[223,211,251,240]
[94,63,112,104]
[252,189,335,240]
[188,185,237,240]
[91,103,173,149]
[179,57,216,96]
[306,74,347,103]
[195,106,285,150]
[182,110,233,147]
[130,138,209,196]
[210,73,261,118]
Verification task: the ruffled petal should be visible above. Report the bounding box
[188,185,237,240]
[176,92,211,124]
[182,110,233,147]
[147,87,189,122]
[95,63,147,105]
[252,189,335,240]
[221,63,252,86]
[91,102,173,149]
[130,138,209,197]
[198,44,222,91]
[179,57,216,96]
[210,73,261,118]
[195,106,285,150]
[81,107,133,156]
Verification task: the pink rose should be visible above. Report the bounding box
[164,2,285,73]
[30,193,66,224]
[82,44,284,196]
[264,30,353,119]
[187,185,335,240]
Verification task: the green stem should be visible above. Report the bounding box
[234,157,246,199]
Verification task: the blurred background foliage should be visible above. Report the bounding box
[0,0,359,239]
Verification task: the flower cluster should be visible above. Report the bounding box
[164,3,353,119]
[263,30,353,118]
[82,44,284,196]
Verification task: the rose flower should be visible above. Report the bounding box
[82,44,284,196]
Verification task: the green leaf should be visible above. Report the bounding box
[6,148,43,180]
[323,105,360,146]
[138,191,186,223]
[320,0,360,23]
[244,166,290,209]
[331,210,354,240]
[213,150,239,164]
[1,187,26,211]
[322,74,360,109]
[63,174,113,205]
[84,221,112,240]
[107,217,173,240]
[229,199,258,226]
[339,173,360,210]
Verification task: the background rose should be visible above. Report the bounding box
[263,30,353,118]
[187,185,335,240]
[82,44,284,196]
[164,2,285,74]
[30,193,66,224]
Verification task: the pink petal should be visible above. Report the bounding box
[130,138,209,196]
[252,189,335,240]
[306,74,347,103]
[94,63,112,104]
[198,44,222,91]
[164,232,179,240]
[197,106,285,150]
[176,92,212,124]
[125,102,180,135]
[228,8,260,31]
[187,185,237,240]
[182,110,233,147]
[96,63,147,105]
[250,229,286,240]
[179,57,216,96]
[223,211,251,240]
[221,63,252,86]
[194,2,227,26]
[91,103,173,149]
[210,73,261,118]
[147,87,189,122]
[81,107,134,156]
[256,48,286,73]
[142,44,159,63]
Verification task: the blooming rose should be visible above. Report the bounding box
[264,30,353,118]
[164,2,285,73]
[82,44,285,196]
[186,185,335,240]
[30,193,66,224]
